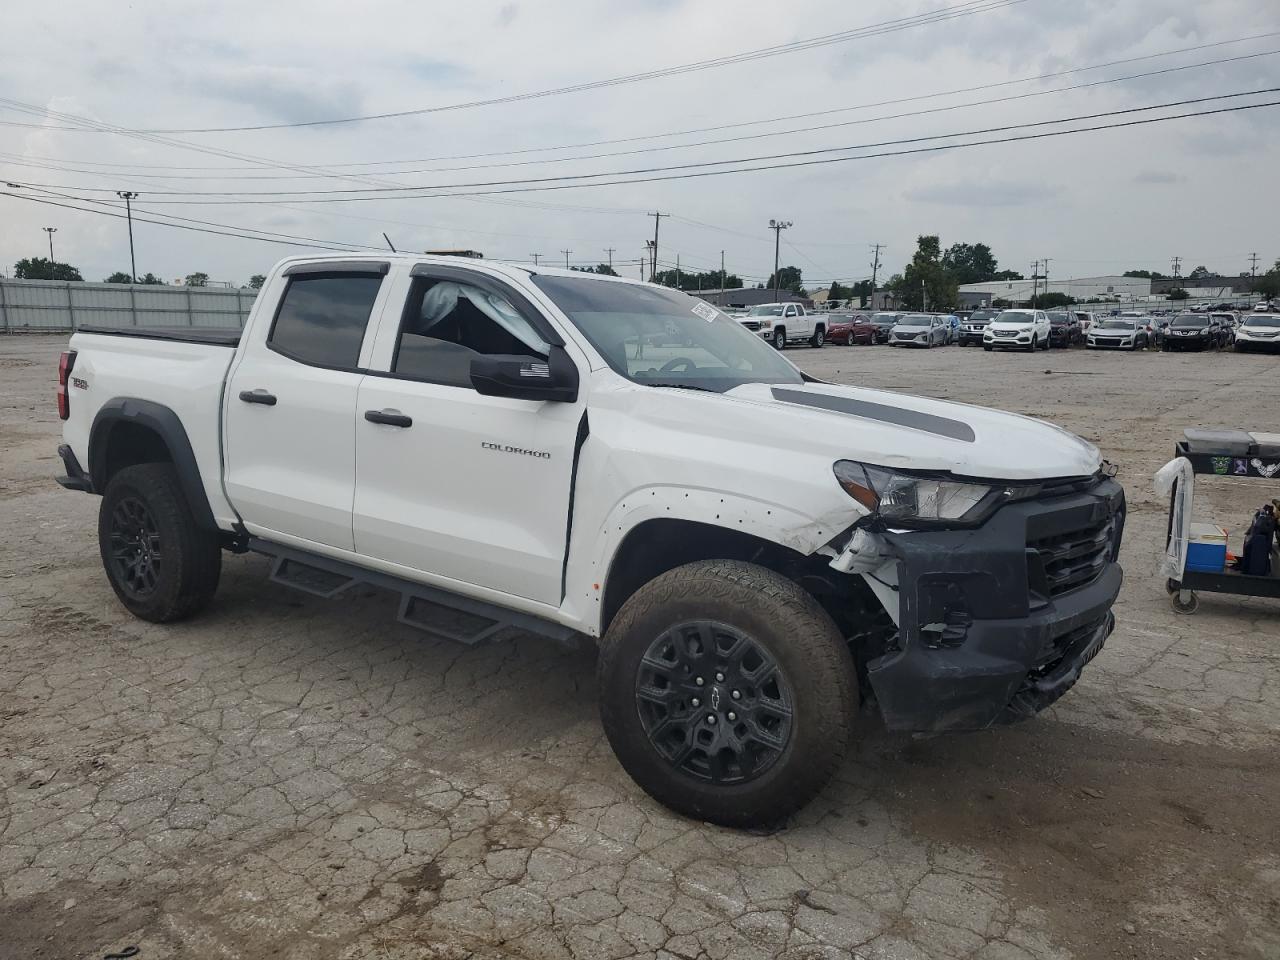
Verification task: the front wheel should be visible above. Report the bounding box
[772,329,786,350]
[598,560,857,828]
[983,345,993,352]
[98,462,222,622]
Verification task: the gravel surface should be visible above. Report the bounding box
[1,334,1277,959]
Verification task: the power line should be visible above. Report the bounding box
[31,87,1273,203]
[11,46,1275,187]
[31,1,1024,135]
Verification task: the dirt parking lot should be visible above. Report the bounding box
[2,333,1277,960]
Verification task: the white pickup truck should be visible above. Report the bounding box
[56,254,1125,827]
[737,302,825,349]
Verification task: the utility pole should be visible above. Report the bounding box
[869,243,883,308]
[719,250,725,306]
[768,218,792,302]
[561,249,572,269]
[116,191,139,282]
[639,252,647,281]
[676,254,681,290]
[42,227,56,269]
[1171,256,1182,279]
[530,253,541,266]
[921,276,927,312]
[648,212,666,281]
[604,247,615,270]
[1250,252,1260,294]
[1042,258,1052,301]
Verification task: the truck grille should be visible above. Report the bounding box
[994,330,1017,338]
[1028,514,1117,598]
[739,320,761,331]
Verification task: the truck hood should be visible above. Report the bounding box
[710,380,1101,481]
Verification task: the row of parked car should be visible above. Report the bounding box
[732,302,1280,354]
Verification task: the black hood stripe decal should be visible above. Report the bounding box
[771,387,976,443]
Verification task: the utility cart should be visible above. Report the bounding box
[1156,428,1280,614]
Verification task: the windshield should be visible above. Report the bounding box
[1047,312,1072,324]
[995,311,1035,324]
[747,304,785,317]
[1172,316,1207,328]
[530,275,802,392]
[896,314,931,327]
[1245,316,1280,328]
[871,313,898,325]
[1097,319,1136,330]
[969,311,996,321]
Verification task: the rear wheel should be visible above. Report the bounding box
[811,327,825,348]
[98,463,221,622]
[598,560,856,827]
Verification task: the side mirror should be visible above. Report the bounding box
[471,344,579,403]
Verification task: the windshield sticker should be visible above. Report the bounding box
[691,302,719,323]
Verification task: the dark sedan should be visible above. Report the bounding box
[1047,311,1083,347]
[868,312,901,344]
[826,313,876,345]
[1162,314,1229,352]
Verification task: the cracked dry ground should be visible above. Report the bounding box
[2,335,1278,960]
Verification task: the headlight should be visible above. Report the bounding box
[1019,326,1033,334]
[833,461,1035,527]
[758,320,772,329]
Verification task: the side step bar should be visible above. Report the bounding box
[251,538,578,647]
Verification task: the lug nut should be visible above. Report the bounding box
[691,697,700,708]
[706,715,717,725]
[715,672,725,682]
[727,711,737,721]
[695,676,704,686]
[731,690,741,700]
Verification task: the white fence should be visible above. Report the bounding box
[0,279,257,332]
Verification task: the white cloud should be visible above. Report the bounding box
[1,0,1276,286]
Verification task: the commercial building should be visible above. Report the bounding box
[958,275,1152,308]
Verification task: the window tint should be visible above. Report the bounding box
[269,274,383,368]
[392,277,549,387]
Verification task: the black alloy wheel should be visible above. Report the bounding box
[108,496,163,599]
[635,620,794,785]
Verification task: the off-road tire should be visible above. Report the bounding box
[598,560,857,827]
[98,463,221,622]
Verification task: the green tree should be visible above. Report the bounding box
[139,273,163,285]
[850,279,874,307]
[992,269,1024,281]
[248,274,266,289]
[104,271,134,283]
[14,257,83,281]
[765,265,804,297]
[1255,265,1280,300]
[1168,288,1190,300]
[569,264,619,277]
[1188,265,1211,281]
[184,271,209,287]
[653,268,743,292]
[1123,269,1165,280]
[896,236,958,310]
[941,242,999,285]
[827,281,853,301]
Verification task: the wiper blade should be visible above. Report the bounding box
[643,382,719,392]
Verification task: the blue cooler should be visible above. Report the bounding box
[1187,523,1228,573]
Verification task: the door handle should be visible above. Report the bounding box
[364,408,412,428]
[239,389,277,406]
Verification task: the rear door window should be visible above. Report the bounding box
[269,273,385,368]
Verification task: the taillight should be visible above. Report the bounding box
[57,350,76,420]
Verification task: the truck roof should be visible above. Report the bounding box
[271,253,654,289]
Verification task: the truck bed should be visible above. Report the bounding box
[76,324,242,347]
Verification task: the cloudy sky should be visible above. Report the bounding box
[1,0,1277,288]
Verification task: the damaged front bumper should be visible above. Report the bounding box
[843,477,1125,732]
